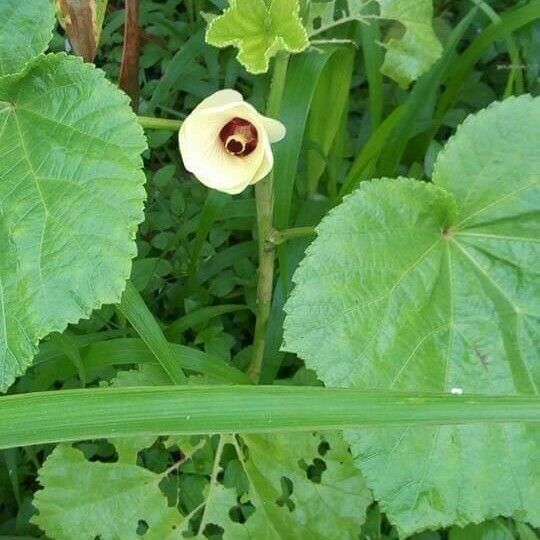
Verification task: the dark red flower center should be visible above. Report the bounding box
[219,117,258,157]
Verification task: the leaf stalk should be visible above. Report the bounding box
[137,115,183,131]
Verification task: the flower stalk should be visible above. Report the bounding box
[137,115,183,131]
[248,52,290,383]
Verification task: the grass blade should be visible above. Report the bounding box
[187,190,230,278]
[24,338,250,391]
[1,386,538,449]
[339,105,407,197]
[83,339,251,385]
[436,1,540,121]
[358,8,383,130]
[274,46,348,230]
[145,29,205,112]
[119,281,188,384]
[165,304,250,341]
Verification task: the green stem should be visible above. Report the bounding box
[1,387,538,449]
[268,226,316,245]
[137,115,183,131]
[248,53,290,383]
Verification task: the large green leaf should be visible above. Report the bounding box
[0,54,147,391]
[205,0,309,74]
[0,0,55,76]
[284,95,540,534]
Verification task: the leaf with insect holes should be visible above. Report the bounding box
[32,445,184,540]
[205,0,309,74]
[0,0,55,76]
[201,432,370,539]
[284,95,540,535]
[0,54,147,392]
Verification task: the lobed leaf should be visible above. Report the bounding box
[284,95,540,534]
[205,0,309,74]
[0,54,147,391]
[239,432,371,539]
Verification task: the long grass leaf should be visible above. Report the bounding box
[119,281,188,384]
[1,386,537,449]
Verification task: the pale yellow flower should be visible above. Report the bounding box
[178,90,286,194]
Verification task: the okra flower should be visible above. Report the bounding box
[178,90,286,194]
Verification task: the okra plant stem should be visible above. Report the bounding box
[248,53,290,383]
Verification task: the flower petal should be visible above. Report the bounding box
[196,89,244,111]
[250,136,274,184]
[261,116,286,143]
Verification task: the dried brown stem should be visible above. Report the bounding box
[119,0,141,110]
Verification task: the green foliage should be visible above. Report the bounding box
[30,428,370,539]
[449,518,516,540]
[205,0,309,73]
[177,431,369,538]
[0,54,147,392]
[372,0,442,87]
[1,0,539,538]
[32,445,183,539]
[284,96,540,535]
[0,0,55,76]
[308,0,442,86]
[238,432,371,539]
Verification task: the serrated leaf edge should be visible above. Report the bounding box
[0,53,147,392]
[205,0,309,74]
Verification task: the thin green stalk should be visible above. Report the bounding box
[268,226,316,245]
[248,53,290,383]
[0,387,538,449]
[137,115,183,131]
[197,436,226,535]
